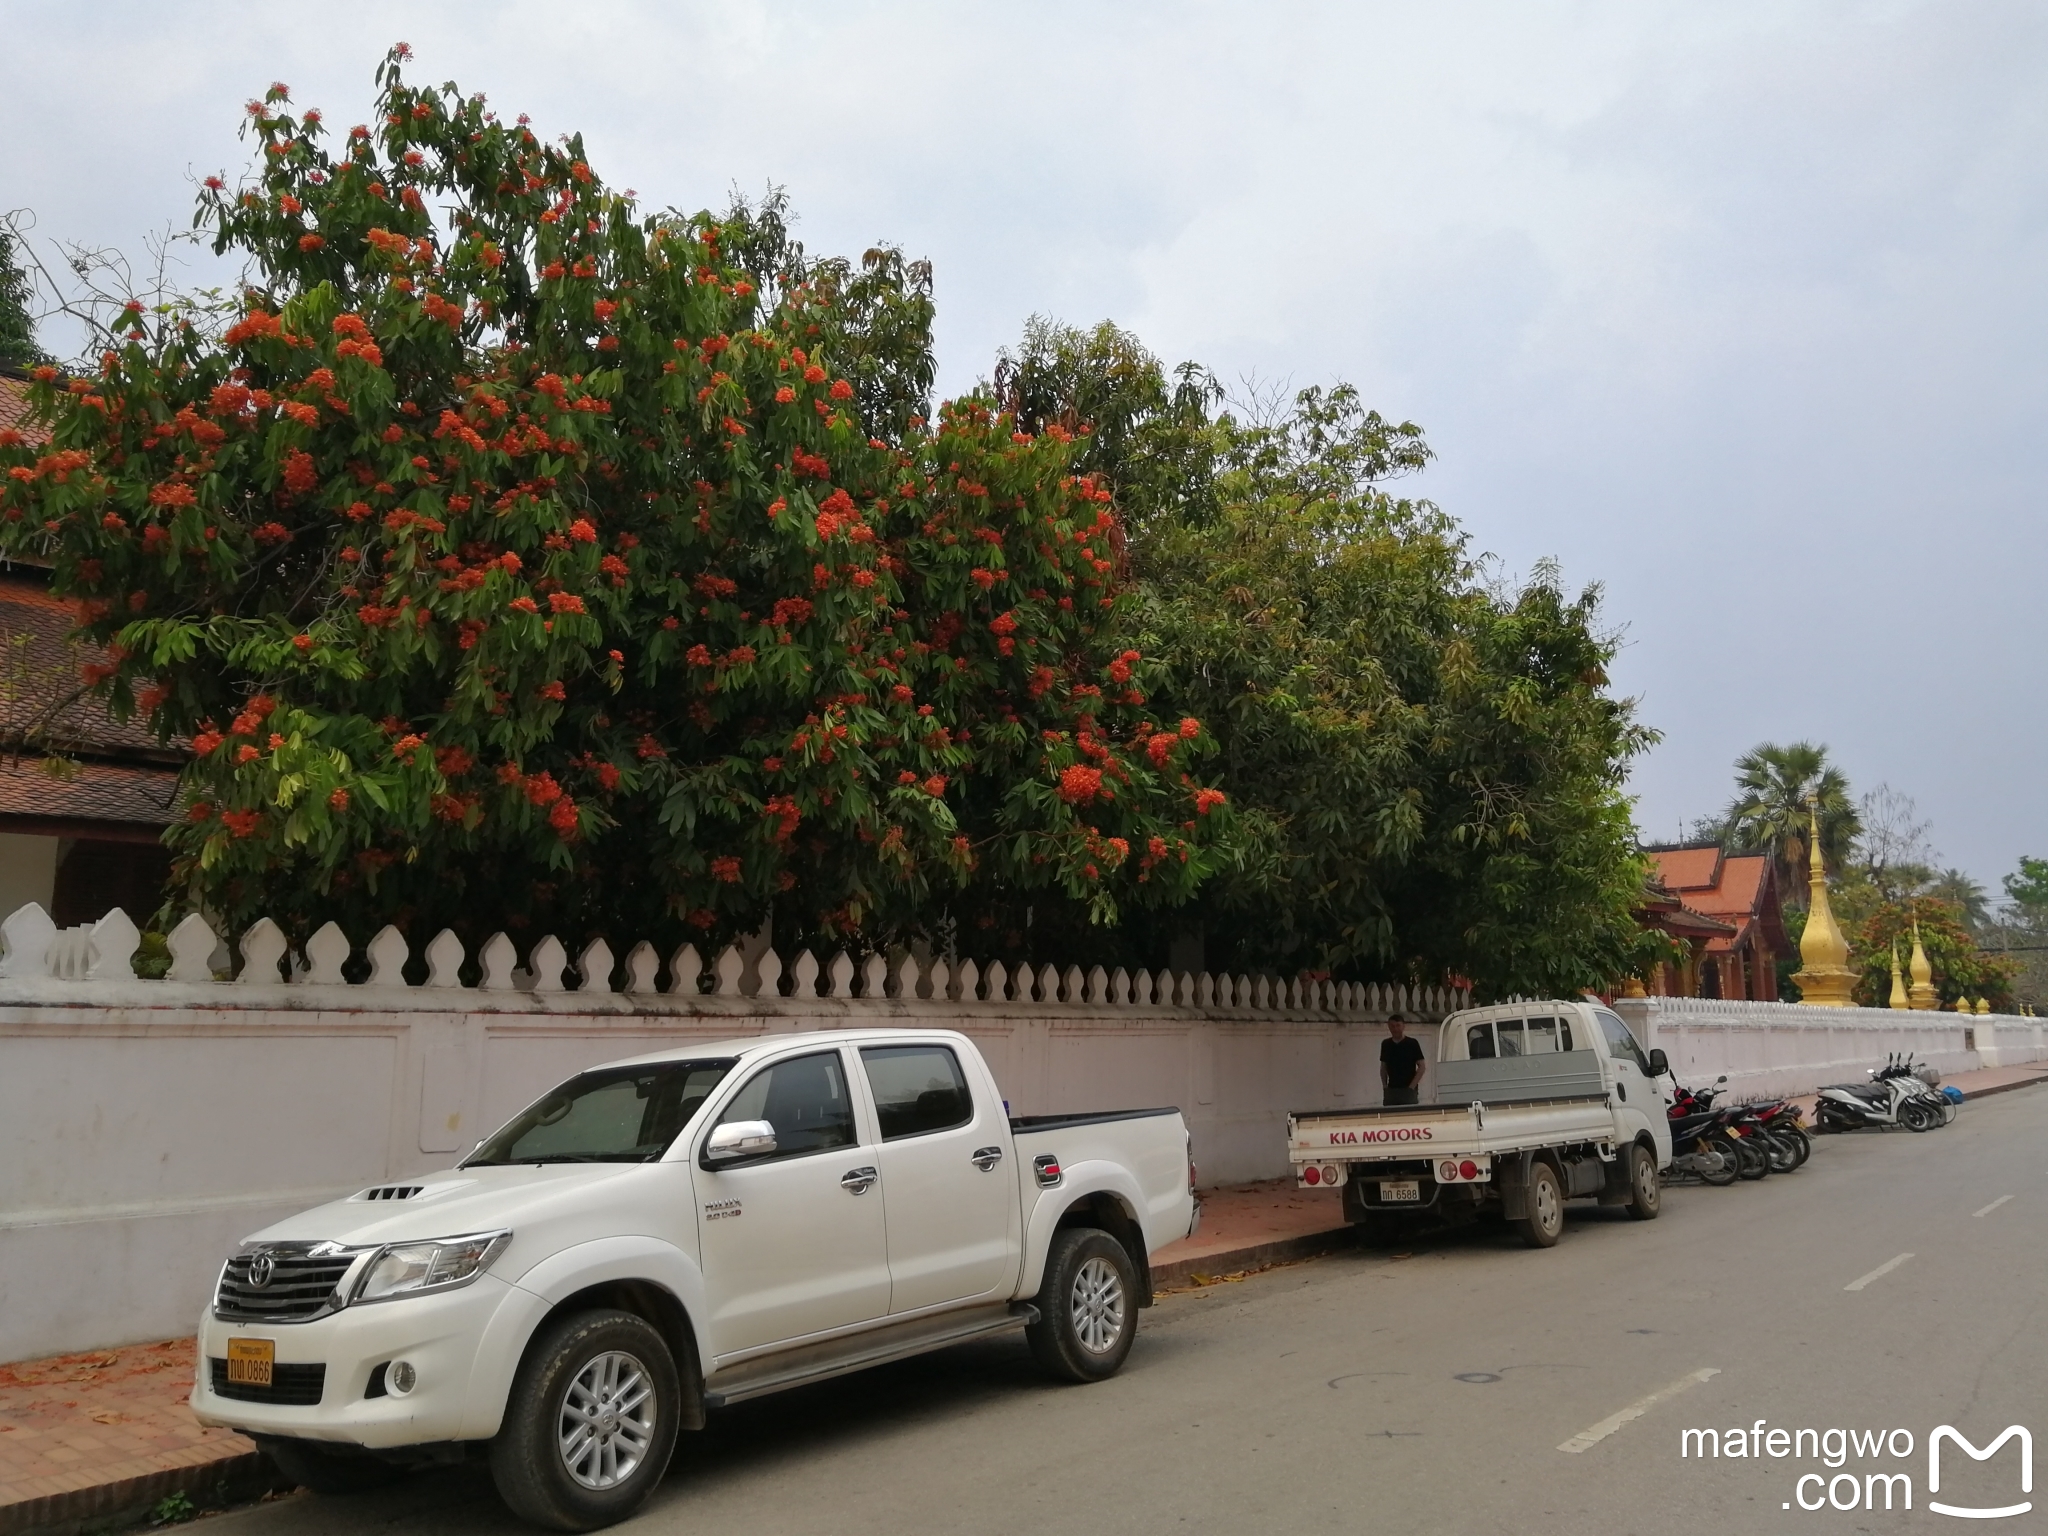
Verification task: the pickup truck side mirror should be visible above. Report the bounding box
[1646,1048,1669,1077]
[703,1119,777,1164]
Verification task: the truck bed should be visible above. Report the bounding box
[1010,1106,1195,1256]
[1288,1094,1616,1164]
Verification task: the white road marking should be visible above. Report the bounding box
[1844,1253,1915,1291]
[1557,1368,1720,1453]
[1973,1195,2013,1218]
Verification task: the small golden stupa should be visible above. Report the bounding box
[1907,920,1939,1010]
[1887,949,1911,1010]
[1791,801,1857,1007]
[1975,996,1991,1015]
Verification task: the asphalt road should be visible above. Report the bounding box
[201,1088,2047,1536]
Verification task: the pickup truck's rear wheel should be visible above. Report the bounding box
[1518,1160,1564,1248]
[1028,1227,1136,1383]
[490,1309,680,1532]
[1623,1142,1661,1220]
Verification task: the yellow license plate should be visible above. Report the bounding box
[225,1337,274,1387]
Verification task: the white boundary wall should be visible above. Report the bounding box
[1614,995,2048,1102]
[3,901,2044,1360]
[0,901,1459,1361]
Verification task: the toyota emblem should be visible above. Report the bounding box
[246,1254,274,1289]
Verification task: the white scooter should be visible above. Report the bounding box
[1814,1055,1950,1133]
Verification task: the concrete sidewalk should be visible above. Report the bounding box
[5,1059,2041,1536]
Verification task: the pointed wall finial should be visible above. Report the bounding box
[1907,917,1938,1010]
[1888,947,1911,1010]
[1791,797,1856,1006]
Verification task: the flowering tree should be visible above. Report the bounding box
[1851,898,2015,1012]
[999,321,1656,998]
[0,49,1230,956]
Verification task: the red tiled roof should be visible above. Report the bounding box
[1647,847,1789,957]
[1636,880,1737,938]
[0,571,172,759]
[1649,845,1722,892]
[1665,853,1769,919]
[0,373,45,447]
[0,757,181,827]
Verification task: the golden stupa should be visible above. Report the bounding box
[1887,950,1911,1010]
[1791,802,1857,1007]
[1906,920,1939,1010]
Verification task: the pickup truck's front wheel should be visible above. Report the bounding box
[1028,1228,1136,1383]
[490,1309,680,1532]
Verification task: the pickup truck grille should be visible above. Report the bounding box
[214,1250,358,1323]
[207,1358,326,1405]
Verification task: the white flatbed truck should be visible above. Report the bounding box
[1286,999,1673,1247]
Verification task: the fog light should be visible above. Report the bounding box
[388,1360,418,1396]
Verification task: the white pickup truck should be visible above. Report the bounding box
[1286,1000,1672,1247]
[190,1028,1195,1530]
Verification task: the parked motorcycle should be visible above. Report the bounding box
[1663,1078,1773,1184]
[1665,1084,1742,1185]
[1814,1054,1953,1133]
[1665,1078,1810,1179]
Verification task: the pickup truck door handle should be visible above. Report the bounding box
[970,1146,1004,1171]
[839,1166,878,1195]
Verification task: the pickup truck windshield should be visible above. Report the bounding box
[467,1059,736,1165]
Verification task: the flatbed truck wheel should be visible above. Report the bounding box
[1623,1142,1661,1220]
[1519,1160,1564,1248]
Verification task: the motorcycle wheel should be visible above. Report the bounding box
[1698,1137,1739,1187]
[1779,1125,1812,1168]
[1900,1100,1933,1132]
[1763,1130,1799,1173]
[1735,1135,1770,1180]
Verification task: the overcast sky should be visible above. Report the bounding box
[7,1,2044,889]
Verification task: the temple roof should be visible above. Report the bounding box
[1646,844,1791,957]
[0,372,39,446]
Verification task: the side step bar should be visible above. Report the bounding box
[703,1303,1039,1408]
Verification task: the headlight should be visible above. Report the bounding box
[351,1230,511,1304]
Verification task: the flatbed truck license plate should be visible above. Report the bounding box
[1379,1180,1421,1202]
[225,1337,274,1387]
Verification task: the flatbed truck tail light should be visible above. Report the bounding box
[1433,1157,1491,1183]
[1298,1163,1345,1188]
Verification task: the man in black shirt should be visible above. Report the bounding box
[1380,1015,1426,1106]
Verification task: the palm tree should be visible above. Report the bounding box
[1929,868,1990,931]
[1720,742,1859,909]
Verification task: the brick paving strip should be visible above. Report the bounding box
[0,1339,282,1536]
[5,1061,2040,1535]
